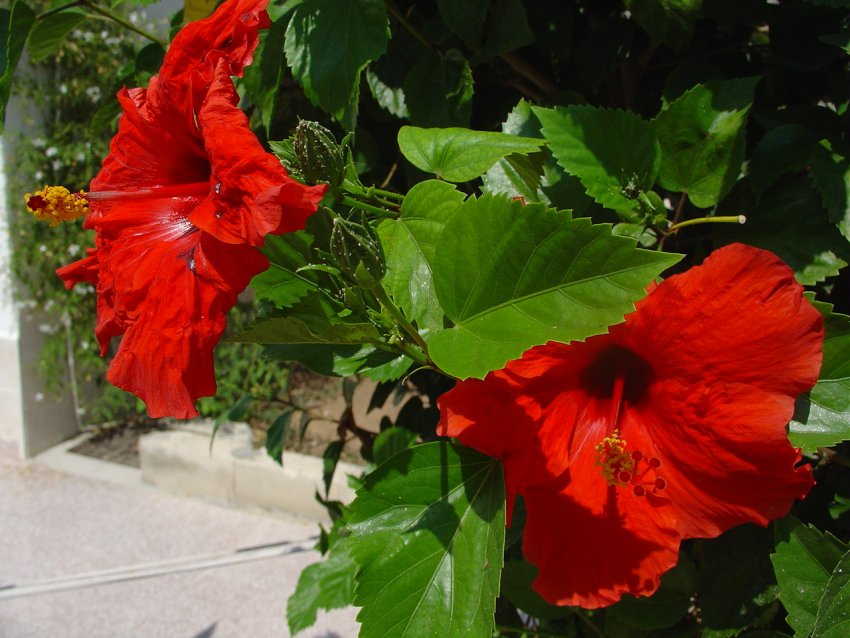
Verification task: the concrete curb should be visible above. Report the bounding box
[139,421,362,523]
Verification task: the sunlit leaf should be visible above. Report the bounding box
[348,441,505,638]
[429,195,680,378]
[397,126,544,183]
[534,105,661,214]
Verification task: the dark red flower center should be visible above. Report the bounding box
[585,346,665,497]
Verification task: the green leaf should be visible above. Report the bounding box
[232,316,381,346]
[377,180,466,333]
[287,547,357,635]
[476,0,535,62]
[608,557,696,630]
[715,176,850,286]
[398,126,544,183]
[534,105,661,214]
[624,0,702,51]
[810,142,850,240]
[372,427,417,466]
[699,525,780,633]
[265,343,399,377]
[436,0,487,48]
[250,268,314,309]
[265,410,293,465]
[812,549,850,638]
[483,99,546,203]
[500,560,573,621]
[771,515,848,637]
[790,300,850,450]
[365,67,407,118]
[27,8,87,63]
[429,195,681,378]
[0,1,36,133]
[652,77,759,208]
[284,0,389,124]
[348,441,505,637]
[242,16,287,136]
[749,124,821,196]
[322,439,345,496]
[403,49,474,128]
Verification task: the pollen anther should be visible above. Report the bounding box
[24,185,88,226]
[595,431,667,497]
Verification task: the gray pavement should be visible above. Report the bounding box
[0,441,360,638]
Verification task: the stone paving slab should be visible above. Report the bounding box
[0,441,360,637]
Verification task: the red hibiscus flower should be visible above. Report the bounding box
[437,243,823,609]
[57,0,326,419]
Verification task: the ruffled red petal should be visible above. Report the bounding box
[617,243,823,397]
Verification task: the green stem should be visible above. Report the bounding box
[667,214,746,234]
[81,0,168,46]
[385,1,436,52]
[367,187,404,202]
[38,0,84,20]
[339,194,397,219]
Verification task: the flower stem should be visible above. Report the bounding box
[339,194,397,219]
[81,0,168,47]
[667,215,746,234]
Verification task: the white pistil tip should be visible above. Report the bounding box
[738,215,747,224]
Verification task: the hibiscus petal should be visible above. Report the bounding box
[523,475,679,608]
[619,243,823,397]
[437,373,553,521]
[641,380,814,539]
[190,62,327,245]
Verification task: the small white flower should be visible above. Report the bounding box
[128,11,140,24]
[58,84,68,95]
[75,152,85,162]
[85,86,102,102]
[68,244,81,256]
[45,146,58,158]
[51,159,64,171]
[38,323,53,334]
[34,392,45,402]
[38,245,48,253]
[76,407,86,417]
[34,170,44,181]
[81,340,90,350]
[32,138,46,149]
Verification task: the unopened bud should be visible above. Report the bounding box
[294,121,345,188]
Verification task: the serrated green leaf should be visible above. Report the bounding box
[534,105,661,214]
[377,180,465,333]
[365,67,408,118]
[232,316,381,345]
[287,547,357,635]
[652,77,759,208]
[0,1,36,133]
[322,439,345,495]
[397,126,544,183]
[429,195,681,378]
[790,300,850,450]
[250,268,314,309]
[715,176,850,286]
[27,8,87,63]
[812,549,850,638]
[348,441,505,638]
[483,99,547,203]
[403,49,473,128]
[284,0,389,124]
[771,515,848,636]
[372,427,417,466]
[624,0,702,51]
[810,142,850,240]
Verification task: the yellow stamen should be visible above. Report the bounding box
[24,186,88,226]
[594,430,635,487]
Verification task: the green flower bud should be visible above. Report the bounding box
[330,214,386,281]
[294,121,345,188]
